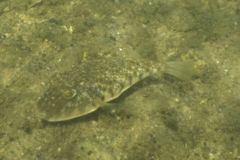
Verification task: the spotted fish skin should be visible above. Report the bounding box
[37,57,163,122]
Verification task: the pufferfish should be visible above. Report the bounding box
[37,57,194,122]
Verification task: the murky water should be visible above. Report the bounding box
[0,0,240,159]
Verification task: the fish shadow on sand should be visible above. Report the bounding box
[41,72,194,127]
[41,76,163,126]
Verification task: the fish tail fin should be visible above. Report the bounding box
[164,61,196,81]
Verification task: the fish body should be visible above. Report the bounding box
[37,57,162,122]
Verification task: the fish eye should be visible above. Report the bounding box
[62,88,77,99]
